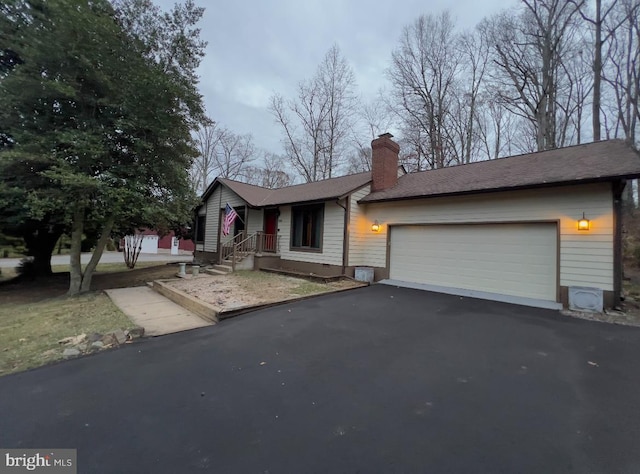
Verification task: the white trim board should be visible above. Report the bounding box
[379,279,563,311]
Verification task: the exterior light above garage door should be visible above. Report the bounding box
[371,220,381,232]
[578,212,590,231]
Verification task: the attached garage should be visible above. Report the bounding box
[389,223,558,305]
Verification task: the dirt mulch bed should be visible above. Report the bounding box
[0,265,180,304]
[166,271,365,311]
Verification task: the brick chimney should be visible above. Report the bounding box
[371,132,399,192]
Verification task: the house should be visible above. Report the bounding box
[156,230,194,253]
[120,229,194,254]
[195,134,640,310]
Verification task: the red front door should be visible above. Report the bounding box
[264,209,278,252]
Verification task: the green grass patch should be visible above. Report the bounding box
[290,281,329,296]
[0,292,134,376]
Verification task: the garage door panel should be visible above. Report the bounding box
[390,224,557,302]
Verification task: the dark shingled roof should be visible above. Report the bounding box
[360,140,640,203]
[207,172,372,207]
[216,179,271,207]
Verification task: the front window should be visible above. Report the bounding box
[291,204,324,251]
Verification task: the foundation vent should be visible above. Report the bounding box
[568,287,603,313]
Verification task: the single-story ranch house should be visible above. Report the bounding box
[194,134,640,310]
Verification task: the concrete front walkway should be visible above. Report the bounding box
[105,287,212,336]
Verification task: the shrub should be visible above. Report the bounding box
[106,238,116,251]
[15,257,36,279]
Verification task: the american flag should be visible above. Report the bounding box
[222,203,238,236]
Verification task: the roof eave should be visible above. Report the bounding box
[264,195,344,207]
[358,175,639,204]
[200,177,221,202]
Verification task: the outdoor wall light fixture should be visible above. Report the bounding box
[578,212,590,231]
[371,220,381,232]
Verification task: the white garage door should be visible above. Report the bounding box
[389,223,557,302]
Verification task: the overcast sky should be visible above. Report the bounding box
[155,0,519,154]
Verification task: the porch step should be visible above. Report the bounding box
[216,263,233,272]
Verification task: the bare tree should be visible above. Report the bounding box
[318,45,358,177]
[602,0,640,144]
[575,0,631,141]
[556,44,593,145]
[269,45,357,182]
[123,233,144,269]
[482,0,584,151]
[347,96,395,173]
[450,29,490,163]
[214,130,256,180]
[387,12,461,169]
[244,153,292,189]
[192,118,221,193]
[474,91,515,160]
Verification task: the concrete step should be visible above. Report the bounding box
[212,264,232,273]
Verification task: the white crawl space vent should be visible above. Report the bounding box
[354,267,374,283]
[568,287,603,313]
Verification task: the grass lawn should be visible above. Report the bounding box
[0,263,183,376]
[0,292,134,376]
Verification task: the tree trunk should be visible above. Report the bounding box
[593,0,602,141]
[79,215,115,293]
[23,224,63,277]
[68,205,85,296]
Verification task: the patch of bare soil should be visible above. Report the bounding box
[0,265,180,304]
[562,263,640,327]
[166,272,364,310]
[561,308,640,327]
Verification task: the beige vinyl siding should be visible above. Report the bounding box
[247,208,264,236]
[203,185,247,253]
[357,183,614,291]
[348,185,371,267]
[279,200,345,266]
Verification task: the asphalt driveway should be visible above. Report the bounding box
[1,285,640,473]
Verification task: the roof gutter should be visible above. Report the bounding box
[358,175,640,204]
[335,197,348,275]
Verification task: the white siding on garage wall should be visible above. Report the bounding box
[203,185,248,253]
[355,183,614,290]
[279,200,345,266]
[348,185,371,267]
